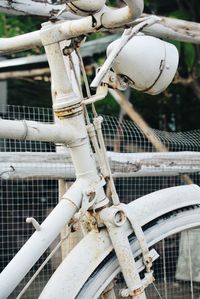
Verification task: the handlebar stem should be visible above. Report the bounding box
[44,40,80,111]
[40,15,101,47]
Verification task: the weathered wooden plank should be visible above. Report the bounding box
[141,13,200,44]
[109,151,200,178]
[0,151,200,180]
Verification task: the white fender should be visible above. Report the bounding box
[39,184,200,298]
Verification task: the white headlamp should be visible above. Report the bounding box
[107,35,179,95]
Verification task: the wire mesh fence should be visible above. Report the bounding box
[0,105,60,298]
[0,105,200,298]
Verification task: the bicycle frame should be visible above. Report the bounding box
[0,2,144,296]
[1,1,200,298]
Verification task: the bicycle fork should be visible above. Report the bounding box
[100,206,155,299]
[86,116,155,298]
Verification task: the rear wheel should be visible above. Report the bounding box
[77,206,200,299]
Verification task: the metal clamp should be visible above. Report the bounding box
[120,271,155,298]
[80,176,108,215]
[100,70,128,90]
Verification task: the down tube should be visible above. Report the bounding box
[0,197,77,299]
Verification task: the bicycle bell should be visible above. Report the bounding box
[107,35,179,95]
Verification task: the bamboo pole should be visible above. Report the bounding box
[110,89,193,184]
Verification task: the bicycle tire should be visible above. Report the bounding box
[77,206,200,299]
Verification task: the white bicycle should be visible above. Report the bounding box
[0,1,200,298]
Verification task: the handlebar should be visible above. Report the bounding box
[0,0,144,54]
[0,31,42,54]
[101,0,144,28]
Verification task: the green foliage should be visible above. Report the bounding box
[107,0,117,7]
[86,32,105,41]
[167,39,181,53]
[0,14,41,37]
[144,0,151,9]
[195,64,200,79]
[168,9,191,21]
[93,93,119,116]
[0,13,43,55]
[183,43,196,72]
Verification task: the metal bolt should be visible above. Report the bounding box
[120,289,130,297]
[113,210,126,226]
[119,78,128,90]
[121,81,128,89]
[110,75,116,82]
[62,46,73,56]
